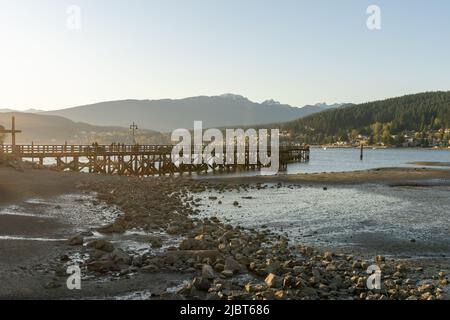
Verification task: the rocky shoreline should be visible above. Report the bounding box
[60,176,449,300]
[1,165,449,300]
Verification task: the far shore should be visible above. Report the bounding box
[311,145,450,150]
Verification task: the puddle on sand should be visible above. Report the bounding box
[0,192,123,241]
[0,236,66,242]
[110,229,184,255]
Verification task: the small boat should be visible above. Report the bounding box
[323,147,327,151]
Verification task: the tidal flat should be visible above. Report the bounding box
[0,166,449,300]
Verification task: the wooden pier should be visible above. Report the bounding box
[0,143,310,176]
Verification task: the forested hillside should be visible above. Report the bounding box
[283,91,450,146]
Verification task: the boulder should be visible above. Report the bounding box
[224,257,241,274]
[141,264,160,273]
[87,239,114,252]
[265,273,283,288]
[87,260,119,273]
[201,264,215,280]
[97,222,125,234]
[108,248,131,265]
[68,235,83,246]
[193,277,211,291]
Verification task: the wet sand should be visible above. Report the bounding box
[410,161,450,167]
[204,167,450,186]
[0,167,191,299]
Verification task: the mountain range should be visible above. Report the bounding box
[41,94,342,132]
[0,112,166,145]
[0,94,343,144]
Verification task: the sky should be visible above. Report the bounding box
[0,0,450,110]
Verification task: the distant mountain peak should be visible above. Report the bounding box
[262,99,281,106]
[219,93,248,101]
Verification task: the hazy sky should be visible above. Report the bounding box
[1,0,450,110]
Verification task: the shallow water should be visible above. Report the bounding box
[197,148,450,178]
[288,148,450,174]
[196,184,450,259]
[0,236,66,242]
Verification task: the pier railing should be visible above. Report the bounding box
[0,143,309,175]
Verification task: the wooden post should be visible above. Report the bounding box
[360,143,364,161]
[11,116,16,150]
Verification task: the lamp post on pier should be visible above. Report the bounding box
[130,122,138,145]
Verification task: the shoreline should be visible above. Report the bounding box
[1,166,449,300]
[202,167,450,186]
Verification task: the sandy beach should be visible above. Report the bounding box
[1,165,449,300]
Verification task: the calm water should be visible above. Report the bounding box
[25,148,450,176]
[288,148,450,174]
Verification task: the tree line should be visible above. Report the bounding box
[282,91,450,145]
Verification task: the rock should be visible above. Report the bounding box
[97,222,125,234]
[87,260,118,273]
[221,270,234,278]
[132,255,143,267]
[396,264,407,272]
[323,251,333,261]
[87,240,114,252]
[421,292,434,300]
[417,283,434,293]
[265,273,283,288]
[224,257,241,274]
[325,263,337,272]
[439,279,449,286]
[283,275,294,288]
[44,280,61,289]
[274,290,287,299]
[68,235,83,246]
[301,286,318,298]
[108,248,131,265]
[214,263,225,272]
[60,254,70,262]
[167,226,181,235]
[202,264,215,280]
[141,264,160,273]
[149,237,163,248]
[179,238,208,250]
[165,250,221,263]
[193,277,211,291]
